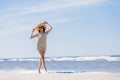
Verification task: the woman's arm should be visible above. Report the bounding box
[30,28,38,39]
[45,22,52,34]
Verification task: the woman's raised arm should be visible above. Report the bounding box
[45,22,52,34]
[30,28,38,39]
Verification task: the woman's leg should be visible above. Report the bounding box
[37,49,43,73]
[37,49,47,73]
[38,57,42,73]
[41,50,47,72]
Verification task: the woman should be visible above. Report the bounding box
[30,21,52,73]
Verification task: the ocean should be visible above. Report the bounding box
[0,55,120,74]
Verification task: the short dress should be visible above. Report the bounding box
[37,33,47,51]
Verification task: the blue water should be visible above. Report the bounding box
[0,56,120,73]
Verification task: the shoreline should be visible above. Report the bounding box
[0,71,120,80]
[0,69,120,74]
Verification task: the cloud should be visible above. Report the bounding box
[49,17,77,25]
[3,0,107,16]
[10,0,106,15]
[0,16,76,38]
[0,0,106,24]
[0,0,107,22]
[0,0,107,38]
[0,26,30,37]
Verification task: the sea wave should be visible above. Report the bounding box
[46,56,120,61]
[0,56,120,62]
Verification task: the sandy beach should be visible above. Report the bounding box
[0,71,120,80]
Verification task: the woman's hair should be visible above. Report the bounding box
[38,26,45,33]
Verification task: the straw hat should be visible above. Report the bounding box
[35,23,46,31]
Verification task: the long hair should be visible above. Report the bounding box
[38,26,45,33]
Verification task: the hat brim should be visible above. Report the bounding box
[35,23,46,31]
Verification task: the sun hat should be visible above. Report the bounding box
[35,23,46,31]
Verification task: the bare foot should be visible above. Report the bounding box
[45,69,47,73]
[38,70,41,74]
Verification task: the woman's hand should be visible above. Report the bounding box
[43,21,48,24]
[30,28,35,39]
[32,28,35,32]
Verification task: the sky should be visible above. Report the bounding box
[0,0,120,58]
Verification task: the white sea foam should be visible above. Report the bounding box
[0,56,120,62]
[5,58,39,62]
[18,58,38,62]
[10,58,18,61]
[46,56,120,61]
[0,59,4,62]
